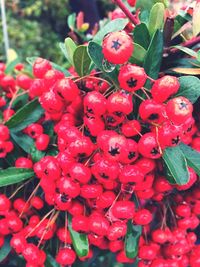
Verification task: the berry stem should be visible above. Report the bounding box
[112,0,138,25]
[133,92,146,101]
[141,87,151,99]
[164,36,200,55]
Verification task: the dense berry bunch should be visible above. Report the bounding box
[0,6,200,266]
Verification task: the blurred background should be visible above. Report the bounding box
[0,0,115,64]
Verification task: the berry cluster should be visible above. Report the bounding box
[0,18,200,267]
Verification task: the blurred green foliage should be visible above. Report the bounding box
[0,0,71,64]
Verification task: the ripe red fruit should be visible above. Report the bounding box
[33,58,52,78]
[102,31,133,64]
[118,64,147,92]
[107,221,127,241]
[54,78,79,103]
[15,157,33,168]
[138,133,162,159]
[122,120,141,137]
[151,75,180,103]
[89,213,110,236]
[35,134,50,151]
[139,99,166,124]
[176,168,197,191]
[56,248,76,265]
[16,74,32,90]
[127,0,136,7]
[112,200,135,219]
[133,209,153,225]
[0,194,11,211]
[84,91,107,116]
[166,96,193,125]
[0,124,10,141]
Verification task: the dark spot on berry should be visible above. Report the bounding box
[100,173,109,179]
[187,125,192,132]
[148,113,159,121]
[61,194,69,203]
[30,131,35,137]
[86,106,93,114]
[0,148,5,153]
[106,116,115,123]
[114,111,123,117]
[126,77,137,88]
[151,147,159,155]
[44,169,49,175]
[108,146,120,156]
[172,136,180,145]
[179,101,188,110]
[128,151,136,160]
[111,39,121,51]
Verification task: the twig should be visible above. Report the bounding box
[113,0,138,25]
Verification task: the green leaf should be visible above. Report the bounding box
[143,30,164,81]
[0,237,11,262]
[136,0,168,11]
[179,143,200,176]
[133,23,150,50]
[30,146,45,163]
[64,37,77,66]
[125,221,142,259]
[172,46,197,58]
[0,168,34,187]
[73,45,91,76]
[26,57,70,77]
[162,146,189,185]
[175,76,200,103]
[68,13,76,31]
[68,215,89,257]
[87,41,119,85]
[5,57,20,74]
[45,253,59,267]
[130,43,147,65]
[148,3,165,36]
[11,132,34,154]
[197,51,200,63]
[93,18,129,43]
[59,42,69,60]
[5,98,44,132]
[12,89,29,109]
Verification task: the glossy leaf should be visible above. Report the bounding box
[171,67,200,75]
[88,41,118,85]
[68,215,89,257]
[11,132,34,154]
[133,23,150,50]
[148,3,165,36]
[45,254,59,267]
[0,237,11,262]
[175,76,200,103]
[193,1,200,36]
[180,143,200,176]
[125,221,142,259]
[59,42,69,60]
[73,45,91,76]
[162,146,189,185]
[143,30,164,81]
[64,37,77,66]
[68,13,76,31]
[0,167,34,187]
[93,18,128,43]
[6,98,44,132]
[26,57,70,76]
[130,43,147,65]
[30,146,45,163]
[172,46,197,58]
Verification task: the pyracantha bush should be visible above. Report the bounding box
[1,0,200,267]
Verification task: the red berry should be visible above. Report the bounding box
[102,31,133,64]
[56,248,76,265]
[54,78,79,102]
[118,64,147,92]
[33,57,52,78]
[138,133,162,159]
[166,96,193,125]
[112,200,135,219]
[151,75,180,103]
[15,157,33,168]
[35,134,50,151]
